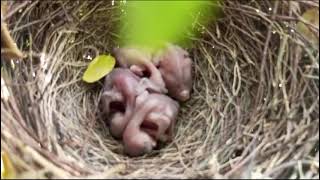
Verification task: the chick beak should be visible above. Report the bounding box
[179,90,190,101]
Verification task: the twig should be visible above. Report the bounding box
[256,0,279,106]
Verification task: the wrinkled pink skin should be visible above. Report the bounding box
[112,47,167,94]
[153,44,193,102]
[113,44,193,102]
[105,44,191,156]
[100,68,166,139]
[123,91,179,157]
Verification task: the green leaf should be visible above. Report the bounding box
[118,1,221,51]
[297,8,319,45]
[1,151,16,179]
[82,54,115,83]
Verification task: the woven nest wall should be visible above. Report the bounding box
[1,0,319,179]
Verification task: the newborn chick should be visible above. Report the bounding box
[112,47,167,93]
[153,43,193,102]
[123,91,179,157]
[100,68,166,139]
[140,93,179,142]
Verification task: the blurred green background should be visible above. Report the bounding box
[118,0,221,52]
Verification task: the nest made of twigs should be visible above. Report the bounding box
[1,0,319,179]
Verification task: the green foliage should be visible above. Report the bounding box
[296,8,319,46]
[1,151,16,179]
[82,55,115,83]
[118,1,221,51]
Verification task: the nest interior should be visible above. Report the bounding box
[1,0,319,179]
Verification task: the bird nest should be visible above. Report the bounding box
[1,0,319,179]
